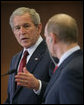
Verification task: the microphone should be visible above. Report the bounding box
[1,69,17,77]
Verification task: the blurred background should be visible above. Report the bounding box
[1,1,83,104]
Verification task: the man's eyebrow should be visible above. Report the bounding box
[14,23,30,27]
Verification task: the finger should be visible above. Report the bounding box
[15,78,28,83]
[23,67,30,73]
[17,82,28,87]
[15,74,28,80]
[15,72,28,78]
[15,79,28,86]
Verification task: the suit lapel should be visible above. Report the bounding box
[26,52,42,73]
[26,41,46,73]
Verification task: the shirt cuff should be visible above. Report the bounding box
[33,80,42,95]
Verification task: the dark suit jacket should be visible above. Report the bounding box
[43,50,83,104]
[5,41,51,104]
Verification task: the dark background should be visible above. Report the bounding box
[1,1,83,104]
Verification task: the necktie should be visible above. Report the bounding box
[18,51,28,72]
[53,65,58,73]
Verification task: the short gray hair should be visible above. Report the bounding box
[9,7,41,29]
[46,13,78,44]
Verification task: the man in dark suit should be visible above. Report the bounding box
[4,7,51,104]
[42,13,83,104]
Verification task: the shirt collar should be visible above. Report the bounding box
[58,45,80,66]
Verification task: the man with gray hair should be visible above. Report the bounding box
[42,13,83,104]
[4,7,52,104]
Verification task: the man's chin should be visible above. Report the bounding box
[21,44,30,49]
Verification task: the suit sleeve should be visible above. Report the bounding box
[4,56,14,104]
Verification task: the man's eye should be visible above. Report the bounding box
[15,26,20,30]
[23,24,30,28]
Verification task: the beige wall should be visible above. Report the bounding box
[1,1,83,104]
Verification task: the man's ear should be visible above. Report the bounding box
[37,24,42,33]
[50,33,56,43]
[50,33,58,44]
[49,37,52,43]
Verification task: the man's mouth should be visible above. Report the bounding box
[21,38,29,41]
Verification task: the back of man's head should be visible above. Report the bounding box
[46,13,78,44]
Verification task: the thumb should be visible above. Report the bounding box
[23,67,29,73]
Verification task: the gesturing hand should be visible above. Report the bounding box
[15,67,40,91]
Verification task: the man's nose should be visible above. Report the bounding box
[20,27,26,35]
